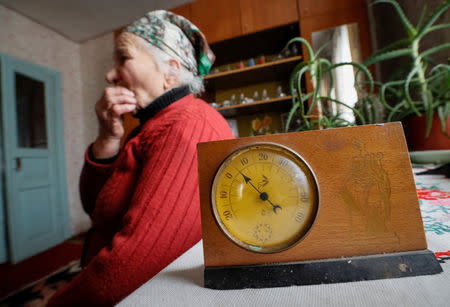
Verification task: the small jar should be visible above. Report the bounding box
[261,89,269,100]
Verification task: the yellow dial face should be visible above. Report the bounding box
[211,143,319,253]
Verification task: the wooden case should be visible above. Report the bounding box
[197,122,427,267]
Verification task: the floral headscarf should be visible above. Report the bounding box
[124,10,215,76]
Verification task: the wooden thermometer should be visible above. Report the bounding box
[197,122,442,289]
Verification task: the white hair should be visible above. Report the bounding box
[140,38,205,95]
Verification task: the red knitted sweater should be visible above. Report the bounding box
[48,94,234,306]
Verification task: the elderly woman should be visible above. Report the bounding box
[48,10,234,306]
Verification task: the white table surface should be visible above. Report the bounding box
[119,171,450,307]
[118,238,449,307]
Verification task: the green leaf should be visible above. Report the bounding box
[380,80,405,110]
[404,66,422,116]
[416,0,450,39]
[430,63,450,75]
[318,58,332,68]
[315,41,331,59]
[372,0,417,38]
[364,48,412,66]
[424,89,435,137]
[356,80,384,89]
[387,100,409,122]
[418,23,450,40]
[327,62,375,94]
[416,4,428,30]
[437,106,449,132]
[296,65,311,98]
[308,61,323,116]
[290,62,308,87]
[285,102,300,132]
[420,43,450,59]
[290,62,310,108]
[318,58,334,97]
[428,65,450,98]
[369,38,411,59]
[322,116,331,127]
[437,105,449,135]
[288,58,316,131]
[318,97,366,125]
[286,37,314,60]
[297,66,311,115]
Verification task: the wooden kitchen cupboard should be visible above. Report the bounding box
[190,0,298,44]
[121,0,302,140]
[190,0,301,136]
[239,0,298,35]
[189,0,242,44]
[203,22,302,136]
[119,0,373,140]
[170,2,191,20]
[202,0,372,136]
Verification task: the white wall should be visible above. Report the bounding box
[74,32,115,233]
[0,4,113,235]
[80,33,114,147]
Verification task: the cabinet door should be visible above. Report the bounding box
[190,0,242,44]
[170,3,191,20]
[240,0,298,34]
[298,0,364,18]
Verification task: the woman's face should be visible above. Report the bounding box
[106,33,166,110]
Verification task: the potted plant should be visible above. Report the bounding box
[283,37,374,132]
[363,0,450,150]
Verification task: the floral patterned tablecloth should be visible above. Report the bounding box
[414,165,450,262]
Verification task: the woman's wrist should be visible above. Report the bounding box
[92,136,121,159]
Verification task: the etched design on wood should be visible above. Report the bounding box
[341,138,391,233]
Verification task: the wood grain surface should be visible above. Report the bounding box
[197,122,427,267]
[239,0,299,34]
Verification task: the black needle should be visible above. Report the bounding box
[267,199,282,213]
[237,169,282,213]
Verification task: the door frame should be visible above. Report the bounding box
[0,116,6,263]
[0,53,71,262]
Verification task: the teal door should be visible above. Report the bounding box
[0,53,70,263]
[0,131,6,263]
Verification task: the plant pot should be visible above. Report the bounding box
[404,114,450,151]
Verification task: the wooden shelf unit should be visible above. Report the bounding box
[204,56,301,90]
[119,0,373,139]
[216,96,293,117]
[201,23,302,136]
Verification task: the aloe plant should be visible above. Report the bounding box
[364,0,450,137]
[284,37,374,132]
